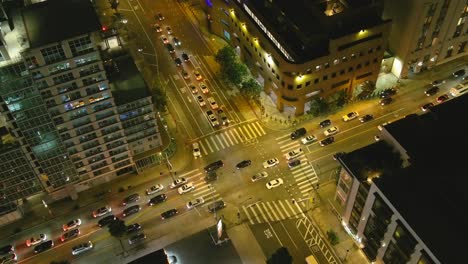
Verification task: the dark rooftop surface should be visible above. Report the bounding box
[22,0,101,48]
[343,94,468,263]
[107,54,151,106]
[241,0,386,63]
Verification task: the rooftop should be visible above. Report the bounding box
[241,0,386,63]
[107,53,151,106]
[342,94,468,263]
[21,0,101,48]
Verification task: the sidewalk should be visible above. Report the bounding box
[227,224,266,264]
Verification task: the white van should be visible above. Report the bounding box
[449,80,468,97]
[305,255,319,264]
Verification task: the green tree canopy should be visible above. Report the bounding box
[108,219,127,255]
[215,45,237,67]
[223,62,249,86]
[307,97,329,116]
[241,78,262,98]
[152,88,167,112]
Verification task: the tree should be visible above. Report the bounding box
[215,45,237,67]
[267,247,292,264]
[108,219,127,255]
[241,78,262,98]
[307,97,329,116]
[334,90,348,108]
[223,62,249,86]
[327,230,339,245]
[152,88,167,112]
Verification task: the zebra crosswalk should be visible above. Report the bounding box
[242,199,306,225]
[276,134,319,198]
[196,121,266,156]
[177,169,221,206]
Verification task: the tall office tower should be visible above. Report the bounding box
[203,0,390,115]
[383,0,467,78]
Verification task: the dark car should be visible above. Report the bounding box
[288,159,301,168]
[128,233,146,245]
[161,209,178,220]
[421,103,434,112]
[148,194,167,206]
[290,127,307,139]
[174,58,182,66]
[61,228,80,242]
[156,13,164,21]
[182,53,189,62]
[34,240,53,253]
[122,193,140,206]
[436,94,449,103]
[204,160,224,172]
[122,205,141,217]
[98,215,116,227]
[359,114,374,123]
[320,137,335,146]
[166,43,175,53]
[127,223,142,234]
[380,97,393,105]
[236,160,252,169]
[205,171,218,182]
[0,245,14,255]
[424,86,439,96]
[453,69,466,78]
[333,151,346,161]
[319,119,331,128]
[208,200,226,213]
[380,88,397,98]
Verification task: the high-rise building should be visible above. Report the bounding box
[335,96,468,263]
[203,0,390,115]
[383,0,467,78]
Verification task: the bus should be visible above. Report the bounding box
[305,255,319,264]
[449,79,468,97]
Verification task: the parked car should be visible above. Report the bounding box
[380,97,393,105]
[251,171,268,182]
[436,94,449,103]
[63,219,82,231]
[60,228,80,242]
[178,183,195,194]
[218,109,230,125]
[26,234,47,247]
[324,126,339,136]
[170,178,187,189]
[288,159,301,168]
[421,103,434,112]
[148,194,167,206]
[431,79,445,86]
[208,200,226,213]
[263,158,279,168]
[206,110,219,127]
[380,88,397,98]
[98,215,116,227]
[146,184,164,195]
[126,223,142,234]
[122,193,140,206]
[424,86,439,96]
[453,69,466,78]
[128,233,146,245]
[320,137,335,146]
[319,119,331,128]
[359,114,374,123]
[290,127,306,139]
[122,205,141,217]
[92,205,112,218]
[236,160,252,169]
[301,135,317,145]
[186,198,205,209]
[0,245,14,255]
[161,209,178,219]
[266,178,284,189]
[342,111,359,122]
[0,253,16,262]
[71,241,93,256]
[34,240,53,253]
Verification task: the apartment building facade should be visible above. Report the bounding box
[383,0,467,78]
[203,0,390,115]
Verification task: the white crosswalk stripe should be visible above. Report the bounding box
[242,200,304,224]
[194,121,267,155]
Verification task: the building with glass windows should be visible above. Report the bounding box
[382,0,467,78]
[334,95,468,263]
[203,0,390,115]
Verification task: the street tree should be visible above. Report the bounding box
[152,88,167,112]
[108,219,127,255]
[307,97,329,116]
[223,62,249,86]
[267,247,292,264]
[334,90,348,108]
[215,45,237,67]
[241,78,262,98]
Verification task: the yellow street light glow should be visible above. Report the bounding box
[241,22,246,28]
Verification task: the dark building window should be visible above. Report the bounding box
[314,78,319,84]
[297,84,302,89]
[331,72,336,78]
[348,67,354,72]
[323,75,328,81]
[287,84,293,90]
[306,81,311,86]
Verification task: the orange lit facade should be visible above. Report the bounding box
[202,0,390,116]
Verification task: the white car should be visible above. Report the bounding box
[342,111,359,122]
[263,158,279,168]
[266,178,284,189]
[71,241,93,256]
[284,148,303,160]
[145,184,164,195]
[170,178,187,189]
[63,218,82,231]
[206,110,219,127]
[178,183,195,194]
[324,126,339,136]
[199,82,209,94]
[186,198,205,209]
[207,97,218,110]
[301,135,317,145]
[251,171,268,182]
[26,234,47,247]
[92,205,111,218]
[192,142,201,158]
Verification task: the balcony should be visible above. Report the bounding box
[85,147,103,158]
[82,140,100,151]
[95,109,115,121]
[109,146,128,156]
[73,118,92,129]
[103,132,123,143]
[87,154,105,165]
[76,125,94,136]
[106,140,125,151]
[98,118,118,129]
[79,133,98,144]
[101,125,121,136]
